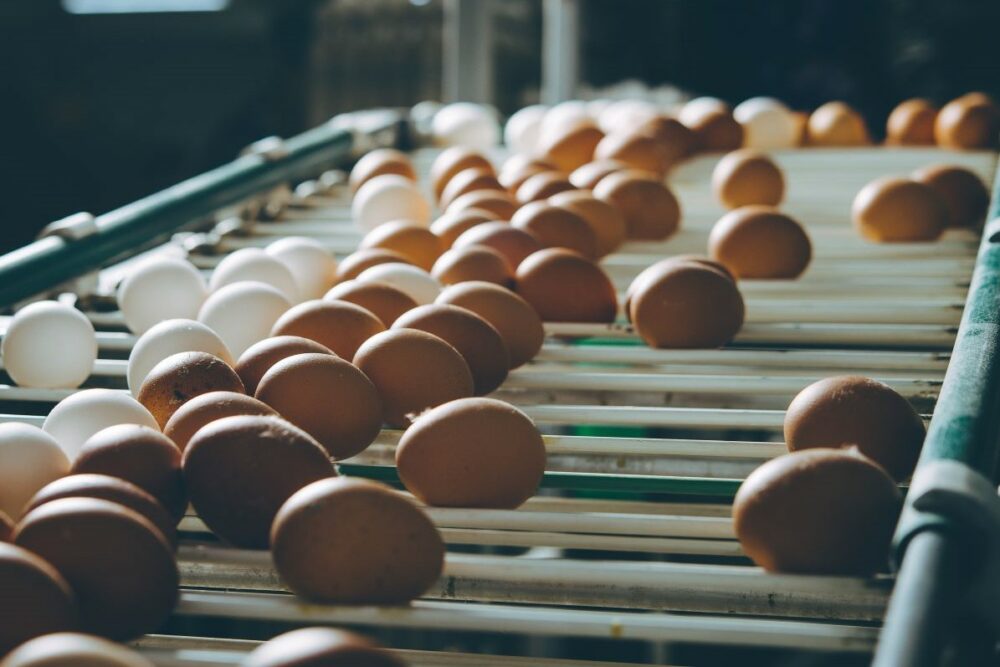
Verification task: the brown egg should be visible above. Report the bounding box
[349,149,416,193]
[511,201,598,258]
[73,424,186,522]
[784,375,925,481]
[630,260,745,348]
[498,157,558,193]
[26,474,176,547]
[397,397,544,508]
[431,245,514,287]
[256,354,383,460]
[14,498,177,640]
[430,147,494,201]
[453,221,543,269]
[516,172,575,204]
[446,190,519,221]
[637,115,697,163]
[886,99,938,146]
[182,415,335,548]
[711,149,785,209]
[911,164,990,228]
[323,280,418,328]
[271,477,444,604]
[0,543,77,654]
[686,109,744,152]
[393,304,509,395]
[733,449,901,575]
[359,220,445,271]
[594,130,672,175]
[439,167,504,208]
[436,281,544,369]
[623,256,736,323]
[807,101,870,146]
[935,93,1000,149]
[549,190,627,258]
[538,120,605,172]
[569,159,628,190]
[709,206,812,279]
[791,110,809,145]
[0,509,11,542]
[593,170,681,240]
[336,249,412,283]
[0,633,159,667]
[137,352,245,428]
[163,391,278,453]
[430,208,495,246]
[353,329,474,428]
[852,176,947,242]
[271,300,385,360]
[235,336,336,395]
[243,628,405,667]
[515,248,617,323]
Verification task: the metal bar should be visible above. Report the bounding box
[541,0,580,104]
[442,0,495,104]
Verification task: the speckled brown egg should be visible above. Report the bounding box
[709,206,811,279]
[538,120,605,172]
[430,147,494,201]
[623,256,735,323]
[515,248,617,323]
[243,627,405,667]
[436,281,544,369]
[511,201,598,258]
[733,449,901,575]
[439,167,504,208]
[349,149,416,193]
[515,172,575,204]
[711,149,785,209]
[568,159,628,190]
[137,351,244,428]
[335,249,412,283]
[446,190,519,221]
[164,391,278,453]
[431,245,513,288]
[807,102,870,146]
[594,130,672,175]
[685,108,744,152]
[852,176,947,242]
[0,510,11,542]
[353,328,473,427]
[360,220,445,271]
[271,477,444,604]
[453,221,543,269]
[397,397,544,508]
[430,208,495,246]
[935,93,1000,149]
[638,115,697,163]
[549,190,627,258]
[783,375,925,481]
[235,336,336,395]
[886,99,938,146]
[255,353,383,460]
[593,170,681,240]
[323,280,418,328]
[182,415,335,548]
[393,304,509,395]
[912,164,990,228]
[0,542,77,654]
[271,300,385,360]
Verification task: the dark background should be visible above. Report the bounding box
[1,0,998,254]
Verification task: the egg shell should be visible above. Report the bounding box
[593,170,681,240]
[116,257,208,335]
[209,248,299,303]
[548,190,627,258]
[885,99,938,146]
[0,510,11,542]
[355,263,442,305]
[431,245,514,288]
[234,336,336,397]
[623,256,736,323]
[807,102,870,146]
[439,167,504,208]
[594,130,672,175]
[515,248,618,323]
[163,391,278,452]
[198,281,293,358]
[182,415,336,548]
[539,101,591,139]
[733,97,800,149]
[636,116,697,163]
[709,206,811,279]
[538,120,604,172]
[686,109,744,153]
[397,397,544,508]
[515,172,575,204]
[711,149,785,209]
[732,449,901,575]
[511,201,597,258]
[243,627,404,667]
[323,280,418,328]
[265,237,339,301]
[0,423,70,520]
[911,164,990,228]
[568,159,628,190]
[14,497,177,640]
[430,147,494,201]
[256,353,383,460]
[271,477,444,604]
[335,248,412,283]
[432,102,500,149]
[43,389,159,462]
[678,97,730,126]
[851,177,947,242]
[352,175,431,233]
[137,351,245,429]
[0,632,156,667]
[430,208,495,246]
[934,94,1000,149]
[349,148,416,193]
[127,319,233,396]
[1,301,97,389]
[498,160,555,194]
[446,190,519,221]
[0,543,77,655]
[504,104,548,153]
[360,220,445,271]
[453,221,542,270]
[270,299,385,361]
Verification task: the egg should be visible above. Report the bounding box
[163,391,278,451]
[127,319,233,395]
[934,93,1000,149]
[807,101,870,146]
[355,263,442,305]
[243,628,405,667]
[256,353,383,460]
[198,281,293,358]
[732,449,901,575]
[629,260,745,348]
[182,415,335,548]
[397,397,544,508]
[568,159,628,190]
[886,99,938,146]
[430,147,494,201]
[538,119,604,172]
[636,116,697,163]
[209,248,299,303]
[594,130,672,175]
[446,189,519,221]
[851,176,947,242]
[271,477,444,604]
[431,102,500,148]
[539,100,591,139]
[0,423,70,520]
[431,245,514,288]
[335,248,412,283]
[429,208,495,246]
[73,424,185,521]
[0,511,11,542]
[116,257,208,335]
[733,97,800,149]
[437,281,544,369]
[0,633,156,667]
[498,156,557,193]
[137,351,245,428]
[912,164,991,228]
[593,170,681,240]
[348,148,417,193]
[515,172,575,204]
[360,220,445,270]
[393,304,509,395]
[439,167,504,208]
[14,497,177,639]
[709,206,811,279]
[597,99,660,134]
[352,174,431,233]
[452,222,541,271]
[688,109,745,152]
[269,300,384,361]
[711,149,785,209]
[515,248,617,323]
[236,336,337,396]
[0,543,76,655]
[548,190,627,257]
[353,328,474,428]
[323,280,418,328]
[510,201,597,258]
[623,256,736,322]
[265,237,338,301]
[1,301,97,389]
[44,389,159,461]
[504,104,548,153]
[678,96,729,126]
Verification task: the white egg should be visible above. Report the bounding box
[198,281,292,358]
[116,256,208,335]
[43,388,159,461]
[432,102,500,149]
[504,105,548,153]
[209,247,300,303]
[127,318,233,395]
[3,632,156,667]
[733,97,799,149]
[0,422,70,519]
[678,96,730,126]
[1,301,97,389]
[265,237,339,301]
[539,101,591,140]
[352,174,431,233]
[597,99,659,134]
[356,263,441,305]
